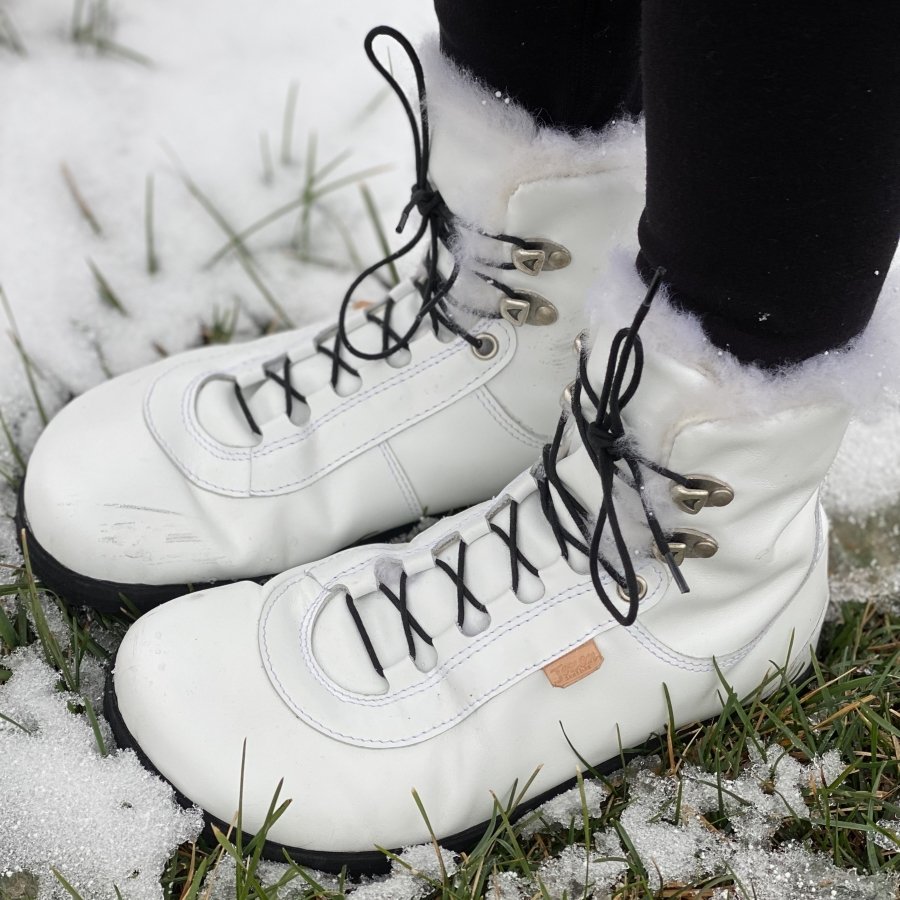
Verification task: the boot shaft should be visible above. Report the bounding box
[569,260,861,654]
[423,40,646,435]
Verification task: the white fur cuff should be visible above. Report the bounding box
[420,36,645,231]
[587,251,900,419]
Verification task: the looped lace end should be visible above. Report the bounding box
[231,25,552,437]
[542,267,691,626]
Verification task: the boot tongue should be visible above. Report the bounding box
[554,438,606,519]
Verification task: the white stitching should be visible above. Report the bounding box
[475,387,547,449]
[257,500,831,747]
[257,566,668,745]
[380,443,423,520]
[173,327,501,460]
[624,508,829,673]
[144,327,514,495]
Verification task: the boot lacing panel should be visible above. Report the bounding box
[345,270,732,678]
[233,26,569,437]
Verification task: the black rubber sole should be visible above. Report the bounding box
[104,667,648,875]
[14,481,238,615]
[14,477,432,617]
[103,662,817,876]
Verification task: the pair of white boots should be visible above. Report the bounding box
[18,28,870,870]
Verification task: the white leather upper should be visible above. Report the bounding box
[24,132,645,585]
[113,271,851,853]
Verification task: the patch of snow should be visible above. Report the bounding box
[873,819,899,853]
[349,845,458,900]
[536,838,625,899]
[0,647,202,899]
[486,870,528,900]
[826,408,900,517]
[351,746,895,898]
[0,0,435,555]
[204,856,343,900]
[519,777,609,837]
[713,844,897,900]
[523,747,893,898]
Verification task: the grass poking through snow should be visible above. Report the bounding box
[70,0,153,67]
[1,522,897,898]
[0,15,896,894]
[0,8,27,57]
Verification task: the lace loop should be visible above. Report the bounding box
[231,25,556,437]
[545,267,690,626]
[336,26,458,363]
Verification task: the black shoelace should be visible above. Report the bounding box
[346,270,694,678]
[233,26,552,437]
[539,268,691,626]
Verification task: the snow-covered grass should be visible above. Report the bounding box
[4,567,898,899]
[1,1,899,897]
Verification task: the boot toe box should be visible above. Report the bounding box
[110,574,394,858]
[112,580,298,838]
[22,365,225,588]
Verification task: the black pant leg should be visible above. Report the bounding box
[637,0,900,367]
[433,0,642,132]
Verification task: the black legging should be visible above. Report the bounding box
[434,0,900,368]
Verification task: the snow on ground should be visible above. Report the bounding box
[167,754,900,899]
[0,647,202,900]
[0,0,437,892]
[0,0,434,491]
[513,752,898,899]
[0,0,898,896]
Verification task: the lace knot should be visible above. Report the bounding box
[396,185,445,233]
[537,268,690,628]
[585,421,624,459]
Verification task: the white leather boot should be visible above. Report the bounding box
[108,258,878,873]
[18,27,645,611]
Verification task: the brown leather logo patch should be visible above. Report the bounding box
[543,641,604,688]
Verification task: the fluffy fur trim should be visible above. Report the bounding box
[420,36,645,231]
[577,252,900,554]
[586,250,900,422]
[418,39,645,326]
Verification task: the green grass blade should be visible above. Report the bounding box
[360,183,399,287]
[280,81,300,166]
[51,868,86,900]
[87,258,129,315]
[145,173,159,274]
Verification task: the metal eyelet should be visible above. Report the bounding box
[573,330,587,358]
[670,476,734,514]
[471,333,499,360]
[511,239,572,275]
[616,575,647,602]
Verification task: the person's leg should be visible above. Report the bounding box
[434,0,642,132]
[637,0,900,367]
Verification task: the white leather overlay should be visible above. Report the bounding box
[258,559,666,747]
[144,321,516,497]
